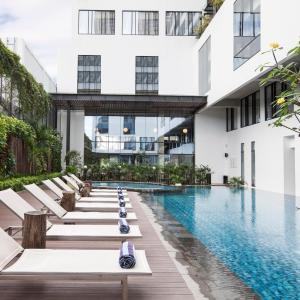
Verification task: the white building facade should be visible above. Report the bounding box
[55,0,204,167]
[55,0,300,197]
[193,0,300,197]
[4,37,56,93]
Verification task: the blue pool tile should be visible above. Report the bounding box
[146,187,300,300]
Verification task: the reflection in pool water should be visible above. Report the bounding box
[144,186,300,299]
[93,181,180,191]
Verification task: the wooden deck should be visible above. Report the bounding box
[0,188,195,300]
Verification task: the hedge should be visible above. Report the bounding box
[0,172,62,191]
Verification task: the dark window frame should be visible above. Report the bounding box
[233,0,261,70]
[122,10,159,36]
[78,10,115,35]
[135,56,159,95]
[226,108,237,132]
[240,91,260,128]
[77,55,101,93]
[234,12,261,38]
[264,82,287,121]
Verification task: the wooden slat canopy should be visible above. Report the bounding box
[51,93,207,117]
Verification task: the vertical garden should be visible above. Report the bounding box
[0,39,62,187]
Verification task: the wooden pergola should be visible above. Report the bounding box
[51,93,207,117]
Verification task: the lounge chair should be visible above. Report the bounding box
[0,227,151,300]
[68,173,128,193]
[0,189,141,240]
[43,179,130,203]
[62,175,128,197]
[52,177,130,202]
[24,184,132,212]
[68,172,85,185]
[1,187,136,223]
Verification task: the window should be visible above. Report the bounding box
[136,56,158,94]
[240,91,260,127]
[234,0,261,69]
[140,137,155,151]
[199,36,211,95]
[78,10,115,35]
[166,12,201,36]
[123,116,135,135]
[226,108,237,132]
[96,116,108,134]
[265,82,287,121]
[77,55,101,93]
[123,11,159,35]
[123,137,136,151]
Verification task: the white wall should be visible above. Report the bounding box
[4,37,56,93]
[227,119,300,196]
[57,109,85,168]
[195,106,300,198]
[57,0,203,95]
[194,0,300,106]
[195,107,228,183]
[70,110,85,161]
[194,0,300,198]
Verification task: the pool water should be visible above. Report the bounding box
[145,186,300,299]
[93,181,179,191]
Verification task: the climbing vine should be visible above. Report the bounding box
[0,115,36,153]
[0,115,62,177]
[0,39,50,123]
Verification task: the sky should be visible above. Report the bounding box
[0,0,73,81]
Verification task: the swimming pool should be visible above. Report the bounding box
[93,181,181,192]
[144,186,300,299]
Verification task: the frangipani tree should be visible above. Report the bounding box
[259,41,300,136]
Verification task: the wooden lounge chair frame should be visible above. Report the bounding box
[0,227,151,300]
[0,189,141,241]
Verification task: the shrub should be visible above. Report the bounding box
[84,163,212,185]
[211,0,224,10]
[65,150,82,173]
[65,165,78,175]
[0,115,62,177]
[195,15,212,38]
[195,164,211,184]
[228,177,246,188]
[0,172,61,191]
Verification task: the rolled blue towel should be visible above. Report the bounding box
[119,218,130,234]
[118,194,124,201]
[119,241,136,269]
[119,199,126,207]
[119,207,127,218]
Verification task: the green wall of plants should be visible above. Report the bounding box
[0,113,61,178]
[85,162,211,185]
[0,39,50,122]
